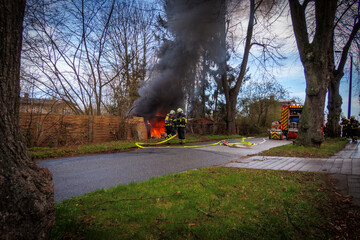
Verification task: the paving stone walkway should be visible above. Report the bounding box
[224,142,360,206]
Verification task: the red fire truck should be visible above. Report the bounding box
[269,104,303,140]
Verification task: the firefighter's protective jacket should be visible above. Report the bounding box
[176,113,187,128]
[341,118,348,126]
[351,119,359,130]
[165,114,175,127]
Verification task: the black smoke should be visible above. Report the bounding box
[132,0,224,119]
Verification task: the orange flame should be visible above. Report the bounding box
[148,114,165,138]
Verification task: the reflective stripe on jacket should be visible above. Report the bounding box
[176,114,187,128]
[165,114,175,127]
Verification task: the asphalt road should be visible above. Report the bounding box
[37,138,290,202]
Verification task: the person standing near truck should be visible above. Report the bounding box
[350,116,359,143]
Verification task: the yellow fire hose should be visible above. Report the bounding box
[135,134,178,146]
[135,136,257,149]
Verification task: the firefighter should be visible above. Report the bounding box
[349,116,359,143]
[340,116,350,138]
[165,110,176,139]
[175,108,187,144]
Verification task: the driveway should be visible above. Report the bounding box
[37,138,290,202]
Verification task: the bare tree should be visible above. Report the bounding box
[327,0,360,137]
[106,0,157,118]
[0,0,54,238]
[22,0,158,117]
[220,0,285,133]
[289,0,338,146]
[22,0,118,115]
[188,52,213,119]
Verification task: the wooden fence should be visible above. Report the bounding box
[19,113,147,147]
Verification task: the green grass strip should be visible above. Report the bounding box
[50,167,335,240]
[259,138,349,158]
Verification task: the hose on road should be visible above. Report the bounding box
[135,136,264,149]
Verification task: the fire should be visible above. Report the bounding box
[148,114,165,138]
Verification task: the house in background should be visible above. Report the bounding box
[248,96,298,127]
[20,93,74,115]
[237,96,299,135]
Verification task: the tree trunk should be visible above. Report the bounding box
[296,63,328,146]
[325,15,360,137]
[289,0,337,146]
[326,72,343,137]
[0,0,55,239]
[225,90,238,134]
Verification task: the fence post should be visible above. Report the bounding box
[88,116,94,143]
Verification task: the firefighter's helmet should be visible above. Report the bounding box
[170,110,175,115]
[177,108,183,113]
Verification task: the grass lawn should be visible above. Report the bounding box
[50,167,358,239]
[28,141,137,160]
[259,138,349,158]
